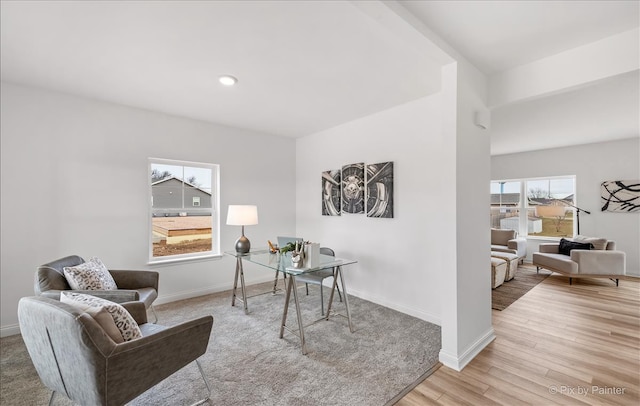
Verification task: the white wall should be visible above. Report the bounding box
[438,63,493,371]
[0,82,296,335]
[492,138,640,276]
[295,94,444,324]
[295,65,493,372]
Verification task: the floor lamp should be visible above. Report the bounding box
[564,202,591,235]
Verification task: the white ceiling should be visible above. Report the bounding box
[491,70,639,155]
[399,0,639,75]
[1,0,638,152]
[0,0,441,137]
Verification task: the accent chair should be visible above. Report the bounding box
[18,296,213,406]
[35,255,159,321]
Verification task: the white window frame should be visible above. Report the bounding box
[193,196,201,207]
[148,158,220,264]
[491,175,577,240]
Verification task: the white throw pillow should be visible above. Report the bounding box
[63,257,118,290]
[60,292,142,342]
[574,235,608,251]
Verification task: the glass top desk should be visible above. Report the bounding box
[224,249,357,354]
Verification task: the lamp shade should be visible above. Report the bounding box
[536,205,566,217]
[226,205,258,226]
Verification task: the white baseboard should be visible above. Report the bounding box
[438,327,496,371]
[154,275,275,306]
[1,323,20,338]
[346,286,441,326]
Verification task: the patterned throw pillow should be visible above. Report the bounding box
[63,257,118,290]
[60,292,142,342]
[60,294,124,343]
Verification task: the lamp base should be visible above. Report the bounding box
[235,235,251,254]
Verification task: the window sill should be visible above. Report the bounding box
[525,235,564,242]
[147,253,223,267]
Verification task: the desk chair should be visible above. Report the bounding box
[296,247,342,316]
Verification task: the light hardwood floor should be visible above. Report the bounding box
[396,273,640,405]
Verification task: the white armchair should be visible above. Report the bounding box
[491,228,527,260]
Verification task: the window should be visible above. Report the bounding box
[149,158,219,262]
[491,176,576,238]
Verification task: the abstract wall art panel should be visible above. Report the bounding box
[341,162,365,214]
[366,162,394,218]
[322,169,341,216]
[601,180,640,212]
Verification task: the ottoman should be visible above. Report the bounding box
[491,251,519,281]
[491,257,507,289]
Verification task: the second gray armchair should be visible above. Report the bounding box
[35,255,159,321]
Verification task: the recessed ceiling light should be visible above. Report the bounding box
[219,75,238,86]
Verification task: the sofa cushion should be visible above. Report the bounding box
[491,245,516,255]
[573,235,608,251]
[63,257,118,290]
[61,292,142,342]
[491,228,516,247]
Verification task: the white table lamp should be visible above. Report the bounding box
[227,205,258,254]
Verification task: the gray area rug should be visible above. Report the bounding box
[1,282,441,405]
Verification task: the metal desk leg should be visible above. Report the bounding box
[326,266,354,333]
[231,257,249,314]
[272,270,279,294]
[272,270,286,295]
[279,275,307,355]
[279,274,292,339]
[326,268,338,318]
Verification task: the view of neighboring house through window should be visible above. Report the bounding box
[149,158,219,261]
[490,180,521,233]
[491,176,576,238]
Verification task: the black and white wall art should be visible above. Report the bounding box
[341,163,365,214]
[366,162,394,218]
[322,169,341,216]
[601,180,640,212]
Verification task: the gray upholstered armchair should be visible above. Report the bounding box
[18,296,213,406]
[35,255,159,320]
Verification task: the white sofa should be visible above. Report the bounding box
[532,236,627,285]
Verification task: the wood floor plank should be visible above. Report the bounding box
[488,365,589,405]
[461,364,559,405]
[396,270,640,406]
